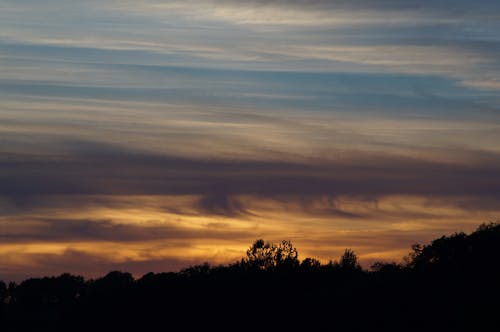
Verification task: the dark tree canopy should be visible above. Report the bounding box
[339,248,361,271]
[1,222,499,331]
[244,239,299,271]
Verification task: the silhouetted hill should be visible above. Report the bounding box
[1,223,499,331]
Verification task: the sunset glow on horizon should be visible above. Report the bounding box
[1,0,500,281]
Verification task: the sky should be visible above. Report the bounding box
[1,0,500,281]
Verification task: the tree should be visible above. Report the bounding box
[180,262,212,278]
[404,223,500,274]
[275,240,299,270]
[92,271,134,294]
[245,239,276,270]
[244,239,299,271]
[300,258,321,271]
[371,261,402,274]
[0,281,6,303]
[339,249,361,271]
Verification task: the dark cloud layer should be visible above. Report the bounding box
[217,0,500,10]
[210,0,500,22]
[196,195,254,217]
[0,218,252,244]
[1,142,499,202]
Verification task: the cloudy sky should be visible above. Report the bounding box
[1,0,500,281]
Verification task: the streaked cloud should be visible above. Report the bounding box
[2,0,500,86]
[1,0,500,280]
[1,193,497,280]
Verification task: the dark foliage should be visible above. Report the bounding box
[1,223,499,331]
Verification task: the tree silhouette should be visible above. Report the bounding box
[275,240,299,270]
[0,281,6,302]
[244,239,299,271]
[1,223,499,331]
[300,257,321,270]
[245,239,276,270]
[339,248,361,271]
[404,222,500,275]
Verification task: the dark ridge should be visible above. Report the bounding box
[1,223,499,331]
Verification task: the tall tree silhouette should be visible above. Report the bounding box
[275,240,299,270]
[245,239,276,270]
[339,248,361,271]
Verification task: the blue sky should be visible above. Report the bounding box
[1,0,500,280]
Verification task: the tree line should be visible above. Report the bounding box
[1,223,499,331]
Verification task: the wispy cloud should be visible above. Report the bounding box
[1,0,500,280]
[2,0,500,87]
